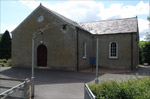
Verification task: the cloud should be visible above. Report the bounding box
[19,0,40,9]
[19,0,148,22]
[0,24,18,33]
[1,24,8,33]
[8,24,18,33]
[98,1,149,20]
[138,19,149,41]
[138,19,149,33]
[19,0,103,22]
[50,0,103,22]
[18,0,149,41]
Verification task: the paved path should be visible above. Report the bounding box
[0,66,149,99]
[0,67,95,99]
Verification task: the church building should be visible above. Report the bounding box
[11,4,139,71]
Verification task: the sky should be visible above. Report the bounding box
[0,0,149,41]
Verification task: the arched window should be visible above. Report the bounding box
[109,42,118,58]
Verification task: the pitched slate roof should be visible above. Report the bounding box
[12,4,138,35]
[79,17,138,34]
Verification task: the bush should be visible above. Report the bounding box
[0,59,7,63]
[4,59,11,67]
[0,59,11,67]
[89,77,150,99]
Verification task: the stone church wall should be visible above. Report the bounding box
[98,33,133,69]
[12,6,76,71]
[78,29,94,70]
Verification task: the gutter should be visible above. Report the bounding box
[131,33,133,70]
[76,27,79,72]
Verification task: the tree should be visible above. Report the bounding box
[142,42,150,64]
[139,41,144,64]
[146,16,150,41]
[0,30,11,59]
[0,34,2,42]
[145,32,150,41]
[139,41,150,65]
[147,16,150,22]
[140,16,150,64]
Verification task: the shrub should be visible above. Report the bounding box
[89,77,150,99]
[4,59,11,67]
[0,59,7,63]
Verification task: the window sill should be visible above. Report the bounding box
[83,57,86,60]
[109,57,118,60]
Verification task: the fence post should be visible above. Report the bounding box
[84,83,86,99]
[27,80,30,99]
[24,80,27,99]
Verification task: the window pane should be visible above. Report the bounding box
[83,42,86,58]
[110,42,117,58]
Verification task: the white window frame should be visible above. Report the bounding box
[109,41,118,58]
[83,41,86,59]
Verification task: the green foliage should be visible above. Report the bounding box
[0,30,11,59]
[0,34,2,42]
[0,59,7,63]
[142,43,150,64]
[4,59,12,67]
[145,32,150,41]
[147,16,150,22]
[139,41,147,48]
[139,41,145,64]
[139,41,150,64]
[89,77,150,99]
[0,59,11,67]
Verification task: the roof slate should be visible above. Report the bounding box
[79,17,138,34]
[44,4,138,35]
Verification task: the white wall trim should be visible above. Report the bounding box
[109,41,118,59]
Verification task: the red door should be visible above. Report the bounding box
[37,44,47,67]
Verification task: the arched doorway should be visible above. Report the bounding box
[37,44,47,67]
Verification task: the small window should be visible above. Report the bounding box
[109,42,118,58]
[83,41,86,59]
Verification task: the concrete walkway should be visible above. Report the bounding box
[0,66,149,99]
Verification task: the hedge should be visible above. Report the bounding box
[89,77,150,99]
